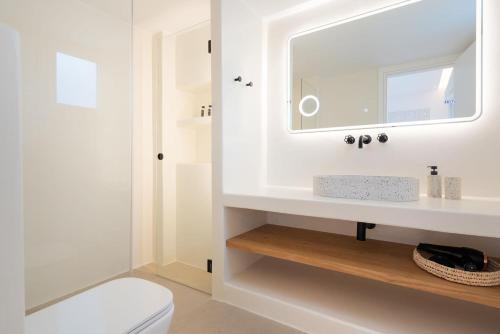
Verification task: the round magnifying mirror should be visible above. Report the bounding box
[299,95,320,117]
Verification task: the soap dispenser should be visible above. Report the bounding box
[427,166,442,198]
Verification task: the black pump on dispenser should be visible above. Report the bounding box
[428,166,438,176]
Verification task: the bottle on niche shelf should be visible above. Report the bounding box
[201,105,205,117]
[208,105,212,117]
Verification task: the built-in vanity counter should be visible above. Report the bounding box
[224,187,500,238]
[220,188,500,333]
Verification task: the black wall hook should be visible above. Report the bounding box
[234,76,242,82]
[246,81,253,87]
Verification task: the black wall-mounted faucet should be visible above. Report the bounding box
[358,135,372,149]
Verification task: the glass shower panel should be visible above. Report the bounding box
[0,0,133,309]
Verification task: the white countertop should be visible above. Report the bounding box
[223,187,500,238]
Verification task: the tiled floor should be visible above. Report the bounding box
[155,262,212,294]
[132,267,304,334]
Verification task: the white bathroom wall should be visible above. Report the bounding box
[0,0,133,309]
[0,23,24,334]
[211,0,265,299]
[266,0,499,198]
[219,0,265,193]
[132,27,155,269]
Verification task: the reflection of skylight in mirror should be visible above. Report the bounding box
[439,67,454,91]
[56,52,96,108]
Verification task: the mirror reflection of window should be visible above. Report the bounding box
[385,66,455,123]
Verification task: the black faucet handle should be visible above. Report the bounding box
[344,135,356,145]
[377,133,389,143]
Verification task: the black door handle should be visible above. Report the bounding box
[157,153,164,161]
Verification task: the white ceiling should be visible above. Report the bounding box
[78,0,210,33]
[79,0,132,22]
[292,0,476,78]
[79,0,298,28]
[133,0,210,33]
[133,0,317,33]
[133,0,308,33]
[242,0,313,18]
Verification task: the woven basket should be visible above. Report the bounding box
[413,248,500,287]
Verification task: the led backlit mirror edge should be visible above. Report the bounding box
[286,0,483,134]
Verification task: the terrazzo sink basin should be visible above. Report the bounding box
[313,175,420,202]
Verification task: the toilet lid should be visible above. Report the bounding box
[26,278,173,334]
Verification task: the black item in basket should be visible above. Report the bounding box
[417,243,488,272]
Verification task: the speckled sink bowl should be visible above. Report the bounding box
[313,175,420,202]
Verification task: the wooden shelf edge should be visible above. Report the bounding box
[226,224,500,309]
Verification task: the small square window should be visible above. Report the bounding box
[56,52,96,108]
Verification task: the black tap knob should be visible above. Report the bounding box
[344,135,356,145]
[377,133,389,143]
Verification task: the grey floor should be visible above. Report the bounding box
[131,267,304,334]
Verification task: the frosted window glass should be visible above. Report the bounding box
[56,52,96,108]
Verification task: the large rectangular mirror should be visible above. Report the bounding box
[289,0,481,132]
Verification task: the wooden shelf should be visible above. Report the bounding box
[226,224,500,309]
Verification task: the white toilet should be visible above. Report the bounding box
[26,278,174,334]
